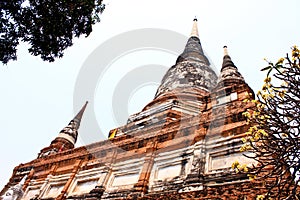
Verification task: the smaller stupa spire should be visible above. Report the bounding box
[222,45,237,70]
[38,101,88,158]
[218,46,245,85]
[57,101,88,145]
[190,17,199,38]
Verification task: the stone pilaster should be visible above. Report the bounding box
[86,149,118,200]
[132,141,157,196]
[22,168,34,192]
[36,164,58,199]
[57,159,83,200]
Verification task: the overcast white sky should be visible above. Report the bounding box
[1,0,300,190]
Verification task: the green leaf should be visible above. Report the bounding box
[261,66,272,71]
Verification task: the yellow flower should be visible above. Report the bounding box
[259,129,268,137]
[282,133,288,137]
[278,91,285,98]
[262,83,269,91]
[256,195,265,200]
[242,111,250,118]
[247,174,256,181]
[264,114,270,119]
[292,45,300,57]
[254,133,260,140]
[262,93,269,99]
[232,161,240,169]
[252,111,258,116]
[239,164,248,172]
[251,99,258,103]
[281,81,288,86]
[264,77,271,83]
[240,144,252,152]
[277,57,285,64]
[257,90,262,96]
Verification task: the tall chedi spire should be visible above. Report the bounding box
[217,46,245,86]
[127,19,218,125]
[154,18,217,98]
[126,18,218,125]
[38,101,88,158]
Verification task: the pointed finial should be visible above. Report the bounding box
[72,101,88,131]
[191,17,199,38]
[74,101,88,123]
[223,45,229,56]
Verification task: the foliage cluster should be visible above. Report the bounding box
[233,46,300,200]
[1,0,105,64]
